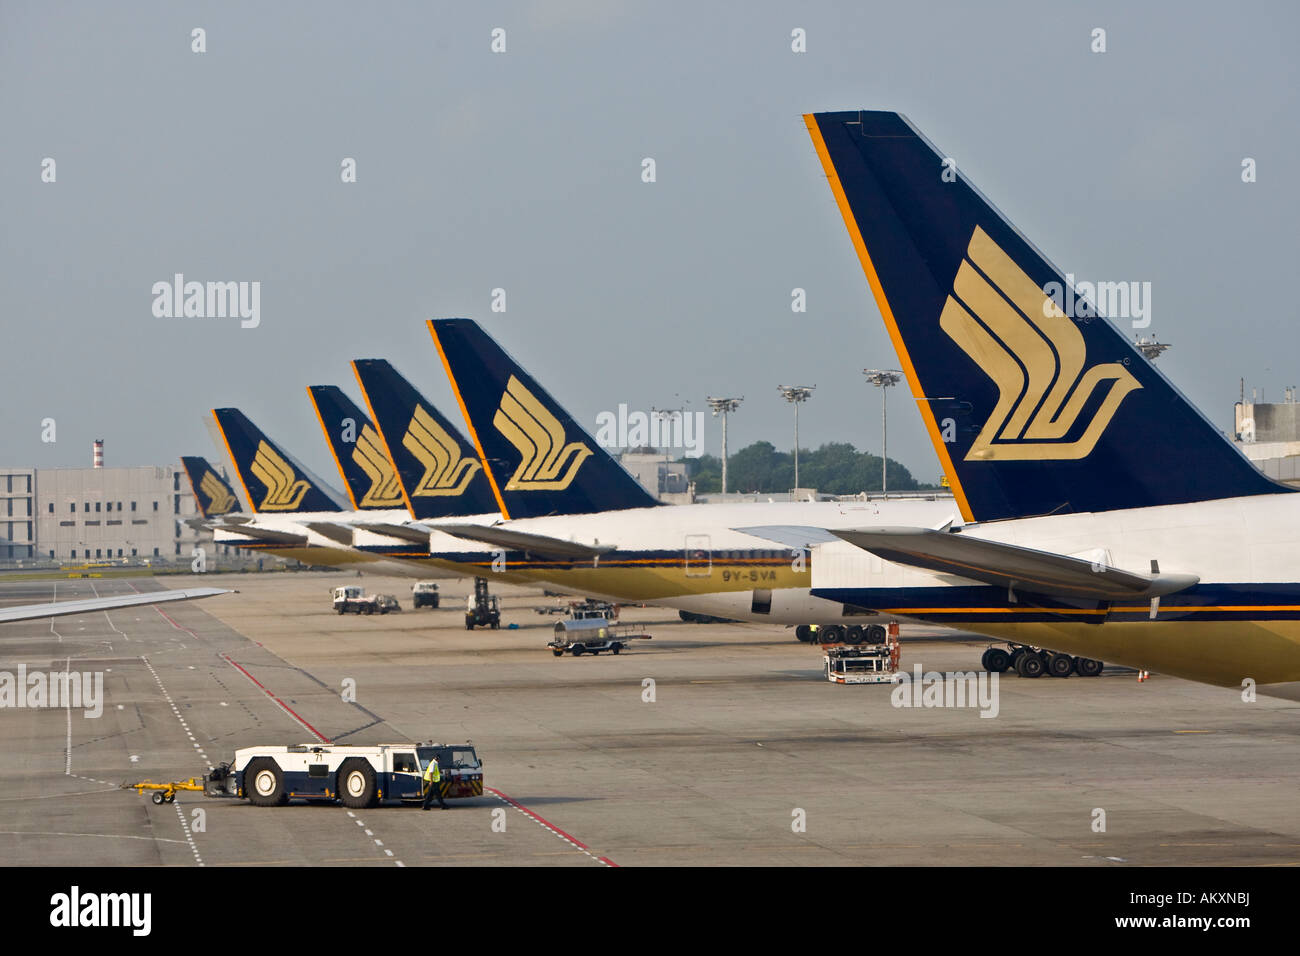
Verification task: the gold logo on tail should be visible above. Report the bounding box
[352,424,405,507]
[250,441,311,510]
[199,471,236,515]
[942,226,1141,461]
[403,406,480,497]
[493,375,592,490]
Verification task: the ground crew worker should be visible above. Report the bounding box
[422,754,448,810]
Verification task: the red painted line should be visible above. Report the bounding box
[220,652,332,744]
[486,786,617,867]
[153,606,201,639]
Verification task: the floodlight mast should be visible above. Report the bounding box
[1134,335,1171,362]
[777,385,815,491]
[706,396,743,495]
[863,370,903,495]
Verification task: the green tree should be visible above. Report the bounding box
[680,440,936,494]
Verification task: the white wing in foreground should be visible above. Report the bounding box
[0,587,232,624]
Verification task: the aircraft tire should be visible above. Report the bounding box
[983,648,1011,672]
[1047,653,1074,678]
[1016,652,1045,678]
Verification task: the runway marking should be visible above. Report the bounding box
[0,830,188,845]
[142,656,214,772]
[173,798,204,866]
[346,811,403,867]
[91,583,130,642]
[486,787,616,867]
[219,653,330,743]
[60,651,114,787]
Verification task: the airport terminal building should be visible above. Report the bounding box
[0,462,216,564]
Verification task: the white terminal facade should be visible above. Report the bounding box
[0,463,215,563]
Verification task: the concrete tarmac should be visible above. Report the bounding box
[0,572,1296,867]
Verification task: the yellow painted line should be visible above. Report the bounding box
[428,322,510,520]
[1172,730,1213,734]
[803,113,973,522]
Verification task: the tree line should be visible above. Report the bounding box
[680,441,935,494]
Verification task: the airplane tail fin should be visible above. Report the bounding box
[211,408,345,514]
[180,456,241,518]
[804,110,1288,522]
[306,385,407,511]
[427,318,660,519]
[350,359,500,520]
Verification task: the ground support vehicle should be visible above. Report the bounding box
[332,585,384,615]
[412,581,441,609]
[121,776,208,805]
[200,743,484,807]
[823,630,902,684]
[465,577,501,630]
[548,617,651,657]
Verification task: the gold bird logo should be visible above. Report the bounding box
[352,424,404,508]
[199,471,236,515]
[403,406,480,497]
[493,376,592,490]
[250,441,311,511]
[941,226,1141,461]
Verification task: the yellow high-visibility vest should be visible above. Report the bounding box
[423,760,441,784]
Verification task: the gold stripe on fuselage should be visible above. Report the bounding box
[921,620,1300,687]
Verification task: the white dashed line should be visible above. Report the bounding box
[173,799,204,867]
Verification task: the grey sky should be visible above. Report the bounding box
[3,1,1298,488]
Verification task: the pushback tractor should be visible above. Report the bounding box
[199,742,483,807]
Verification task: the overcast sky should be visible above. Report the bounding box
[4,1,1298,488]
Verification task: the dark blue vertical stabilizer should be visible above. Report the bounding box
[180,456,241,517]
[306,385,406,512]
[805,110,1288,522]
[427,319,660,519]
[211,408,343,514]
[350,359,499,520]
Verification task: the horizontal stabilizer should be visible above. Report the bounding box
[0,587,231,624]
[435,523,616,560]
[209,524,309,547]
[304,522,356,546]
[832,527,1198,601]
[352,522,432,545]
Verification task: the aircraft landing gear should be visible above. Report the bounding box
[982,642,1105,678]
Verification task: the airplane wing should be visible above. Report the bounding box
[831,527,1198,601]
[434,524,616,560]
[0,587,231,624]
[210,524,309,546]
[351,523,431,545]
[304,522,356,545]
[735,525,855,549]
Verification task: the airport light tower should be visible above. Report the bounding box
[777,385,815,491]
[706,396,743,495]
[1134,335,1171,362]
[863,369,903,495]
